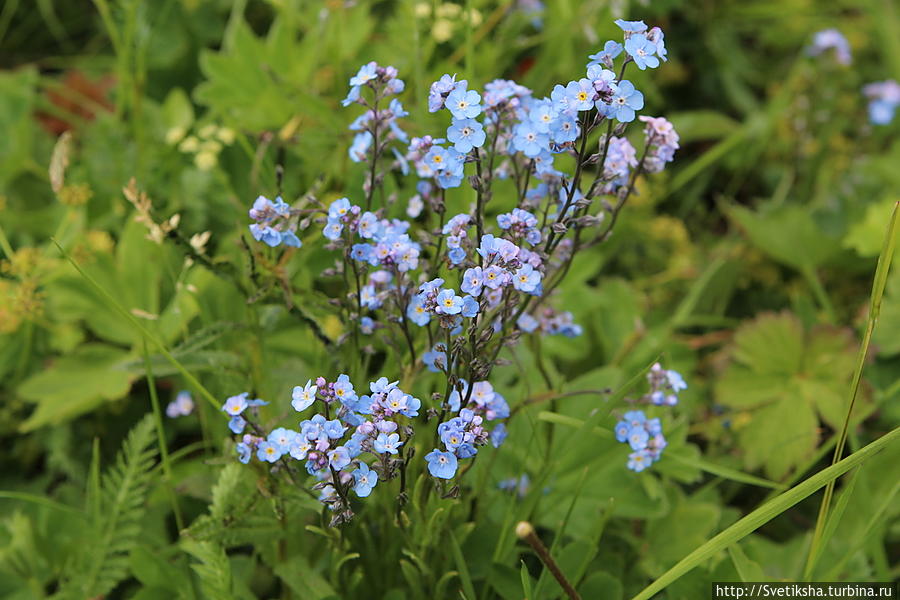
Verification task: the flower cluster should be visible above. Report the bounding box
[407,278,479,326]
[427,380,510,478]
[223,372,507,521]
[235,18,683,515]
[614,410,667,472]
[863,80,900,126]
[248,196,301,247]
[806,29,852,66]
[516,306,582,337]
[165,391,194,418]
[221,392,269,438]
[639,116,680,174]
[645,362,687,406]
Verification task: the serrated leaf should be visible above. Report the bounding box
[715,312,861,479]
[18,344,134,432]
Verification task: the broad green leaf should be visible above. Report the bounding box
[715,312,861,479]
[843,198,900,258]
[17,344,134,432]
[161,88,195,133]
[728,204,838,271]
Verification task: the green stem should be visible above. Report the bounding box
[142,340,185,531]
[804,201,899,578]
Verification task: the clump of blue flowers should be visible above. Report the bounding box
[615,410,667,472]
[234,18,683,522]
[611,362,686,472]
[222,373,508,524]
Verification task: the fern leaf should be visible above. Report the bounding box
[60,414,158,598]
[182,540,232,599]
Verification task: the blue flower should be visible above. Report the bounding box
[614,420,630,442]
[456,443,478,458]
[292,380,317,412]
[424,145,451,172]
[512,121,549,158]
[353,462,379,497]
[588,40,623,66]
[351,243,374,263]
[614,19,648,34]
[333,374,357,406]
[549,112,579,143]
[447,118,486,153]
[602,80,644,123]
[349,62,378,86]
[407,294,431,326]
[448,247,466,265]
[222,392,249,416]
[280,231,302,247]
[425,449,458,479]
[235,442,252,464]
[328,198,353,220]
[461,267,483,296]
[342,85,360,107]
[490,423,508,447]
[323,418,347,439]
[627,450,653,472]
[166,390,194,418]
[869,99,897,125]
[428,74,464,112]
[623,410,646,426]
[512,264,542,293]
[627,427,649,451]
[624,34,660,70]
[667,370,687,392]
[435,289,464,315]
[360,316,375,334]
[528,99,559,133]
[423,345,447,372]
[461,295,480,318]
[228,416,246,434]
[374,432,403,454]
[564,79,597,111]
[269,427,297,452]
[249,224,282,247]
[323,219,343,241]
[349,131,372,162]
[328,446,351,470]
[446,88,482,119]
[517,313,539,333]
[482,266,507,289]
[257,441,283,463]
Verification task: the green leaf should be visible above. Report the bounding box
[669,110,740,143]
[272,554,338,600]
[728,544,767,582]
[60,415,158,598]
[0,67,39,187]
[642,497,721,575]
[728,204,838,271]
[17,344,134,432]
[161,88,195,132]
[715,313,861,479]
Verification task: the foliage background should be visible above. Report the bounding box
[1,0,898,598]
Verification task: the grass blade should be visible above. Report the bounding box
[449,530,477,600]
[630,425,900,600]
[805,200,900,578]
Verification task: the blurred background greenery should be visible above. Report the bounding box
[1,0,899,598]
